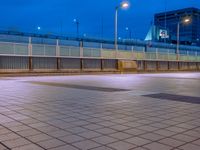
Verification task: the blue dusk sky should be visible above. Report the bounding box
[0,0,199,40]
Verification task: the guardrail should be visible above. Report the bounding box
[0,41,200,62]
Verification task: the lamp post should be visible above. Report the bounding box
[176,17,191,60]
[114,1,129,50]
[73,19,80,38]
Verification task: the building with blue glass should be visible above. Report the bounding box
[154,7,200,46]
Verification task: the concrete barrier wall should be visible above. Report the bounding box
[188,62,197,70]
[146,61,157,71]
[83,59,101,70]
[32,57,57,70]
[158,61,168,71]
[103,59,117,70]
[169,62,179,70]
[137,61,144,71]
[179,62,188,70]
[60,58,80,70]
[0,56,29,71]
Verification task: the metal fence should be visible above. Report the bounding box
[0,41,200,62]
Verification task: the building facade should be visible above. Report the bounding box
[154,7,200,46]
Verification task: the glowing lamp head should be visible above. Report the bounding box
[184,18,190,23]
[121,1,129,9]
[37,26,41,30]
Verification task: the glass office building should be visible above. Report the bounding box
[154,7,200,46]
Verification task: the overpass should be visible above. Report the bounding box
[0,31,200,73]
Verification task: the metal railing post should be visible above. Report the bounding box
[100,43,103,58]
[156,48,158,60]
[28,37,32,56]
[13,43,16,55]
[28,37,33,71]
[167,49,169,61]
[80,41,83,57]
[56,39,60,70]
[56,39,60,57]
[143,48,146,60]
[131,46,134,60]
[195,51,197,61]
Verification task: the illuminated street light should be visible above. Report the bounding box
[176,17,191,60]
[37,26,41,30]
[115,1,130,50]
[125,27,132,39]
[121,2,129,9]
[73,19,80,38]
[184,18,190,23]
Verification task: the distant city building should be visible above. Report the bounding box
[145,7,200,46]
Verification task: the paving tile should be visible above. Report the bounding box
[139,133,165,141]
[36,126,60,133]
[38,139,66,149]
[0,115,14,124]
[0,133,20,142]
[83,124,104,130]
[12,144,44,150]
[137,125,158,132]
[17,129,41,137]
[0,144,9,150]
[2,138,31,149]
[9,125,31,132]
[72,140,100,150]
[132,147,148,150]
[143,142,173,150]
[159,138,185,147]
[107,141,136,150]
[66,127,89,134]
[183,130,200,138]
[109,132,132,140]
[154,129,177,137]
[95,128,117,135]
[47,130,71,138]
[125,137,151,146]
[78,130,102,139]
[124,128,147,136]
[92,135,118,145]
[109,125,130,131]
[165,126,188,133]
[49,144,79,150]
[192,139,200,146]
[27,133,53,143]
[59,134,85,143]
[171,134,198,142]
[179,143,200,150]
[0,128,12,136]
[90,146,113,150]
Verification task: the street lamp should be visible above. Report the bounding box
[73,19,80,38]
[37,26,41,31]
[176,17,191,60]
[125,27,132,39]
[115,1,129,50]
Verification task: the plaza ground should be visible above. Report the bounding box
[0,73,200,150]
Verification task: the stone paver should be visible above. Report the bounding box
[107,141,137,150]
[0,73,200,150]
[143,142,173,150]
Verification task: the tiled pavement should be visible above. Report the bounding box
[0,73,200,150]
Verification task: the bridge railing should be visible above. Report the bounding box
[0,41,199,62]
